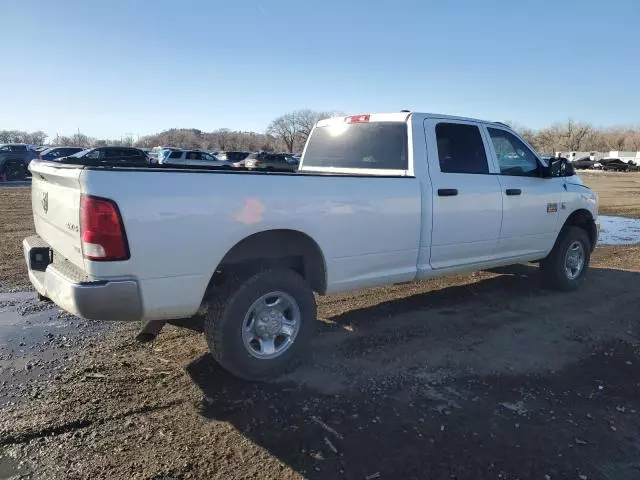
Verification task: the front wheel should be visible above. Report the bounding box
[203,268,316,381]
[540,226,591,291]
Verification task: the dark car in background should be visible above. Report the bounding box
[59,147,151,167]
[572,156,596,170]
[244,152,298,171]
[39,147,85,162]
[0,143,37,180]
[600,158,636,172]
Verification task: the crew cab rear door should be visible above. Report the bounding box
[423,119,503,269]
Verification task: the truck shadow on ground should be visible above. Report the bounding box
[186,264,640,480]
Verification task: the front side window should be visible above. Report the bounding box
[168,150,182,159]
[435,123,489,174]
[487,128,539,176]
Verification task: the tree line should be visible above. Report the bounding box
[515,119,640,153]
[2,112,640,154]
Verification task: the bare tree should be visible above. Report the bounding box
[0,130,47,144]
[563,119,592,150]
[295,109,341,142]
[266,113,299,152]
[267,109,341,152]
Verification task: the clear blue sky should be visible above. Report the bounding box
[1,0,638,139]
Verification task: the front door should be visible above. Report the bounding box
[423,119,503,269]
[483,126,562,258]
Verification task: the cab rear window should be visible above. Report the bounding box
[303,122,408,170]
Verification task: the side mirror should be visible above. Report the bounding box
[541,157,575,178]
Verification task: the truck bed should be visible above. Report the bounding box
[28,160,421,321]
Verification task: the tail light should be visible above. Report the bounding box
[80,195,129,261]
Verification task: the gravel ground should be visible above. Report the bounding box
[0,187,34,293]
[1,174,640,479]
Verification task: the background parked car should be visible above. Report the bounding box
[0,143,38,165]
[0,144,37,180]
[571,156,596,170]
[39,147,85,161]
[244,152,298,171]
[160,149,233,168]
[157,147,181,163]
[216,151,250,162]
[62,147,151,167]
[601,158,635,172]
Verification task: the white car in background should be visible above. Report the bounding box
[158,149,234,168]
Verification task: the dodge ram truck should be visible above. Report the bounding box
[24,112,599,380]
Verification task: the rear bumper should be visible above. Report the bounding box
[23,235,143,321]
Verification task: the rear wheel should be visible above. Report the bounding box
[4,161,28,181]
[203,268,316,380]
[540,226,591,291]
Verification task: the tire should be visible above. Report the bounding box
[540,226,591,291]
[5,161,27,181]
[203,268,316,381]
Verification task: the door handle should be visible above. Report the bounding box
[437,188,458,197]
[506,189,522,196]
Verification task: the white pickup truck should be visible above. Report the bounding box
[24,112,599,380]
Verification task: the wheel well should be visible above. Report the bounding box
[563,209,597,250]
[210,229,327,294]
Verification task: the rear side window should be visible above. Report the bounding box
[57,148,82,157]
[85,150,102,160]
[303,122,408,170]
[436,123,488,174]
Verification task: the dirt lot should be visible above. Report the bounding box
[581,171,640,218]
[2,173,640,480]
[0,187,34,293]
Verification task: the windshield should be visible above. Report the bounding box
[303,122,408,170]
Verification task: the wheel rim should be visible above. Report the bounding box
[241,291,301,360]
[564,240,585,280]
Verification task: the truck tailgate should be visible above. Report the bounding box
[30,162,84,269]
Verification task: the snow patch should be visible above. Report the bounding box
[598,216,640,245]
